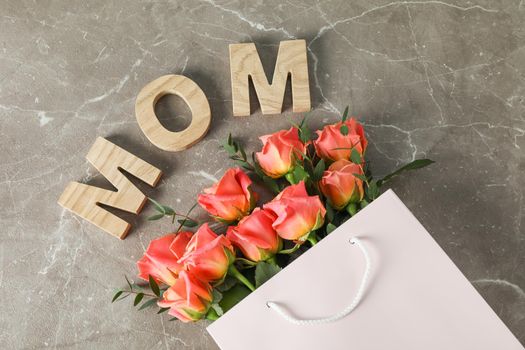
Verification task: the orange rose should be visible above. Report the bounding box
[157,270,212,322]
[314,118,367,162]
[264,181,326,242]
[255,127,307,178]
[177,223,234,283]
[226,208,281,262]
[198,168,258,223]
[320,159,364,210]
[137,232,192,286]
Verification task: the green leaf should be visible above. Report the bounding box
[352,173,368,182]
[350,148,362,164]
[255,262,282,289]
[138,298,158,310]
[223,143,236,155]
[206,307,219,321]
[298,123,311,143]
[227,133,233,146]
[299,128,311,143]
[162,206,175,215]
[177,218,198,228]
[346,203,358,216]
[313,159,326,181]
[342,105,349,121]
[340,124,349,136]
[112,290,123,303]
[378,159,435,186]
[325,201,334,222]
[366,180,380,201]
[219,285,251,313]
[168,317,179,322]
[157,307,170,314]
[239,146,247,161]
[149,275,160,297]
[148,198,166,214]
[326,223,337,234]
[147,213,165,221]
[134,293,144,306]
[212,289,223,304]
[211,303,224,317]
[216,276,238,293]
[292,165,309,183]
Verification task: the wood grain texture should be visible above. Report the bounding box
[135,74,211,152]
[230,39,311,116]
[57,137,163,239]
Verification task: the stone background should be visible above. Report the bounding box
[0,0,524,349]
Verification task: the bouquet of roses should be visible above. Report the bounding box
[112,108,433,323]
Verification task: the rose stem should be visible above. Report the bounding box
[228,265,255,291]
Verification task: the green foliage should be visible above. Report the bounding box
[112,290,123,303]
[325,201,335,222]
[177,218,198,227]
[365,180,380,201]
[326,223,337,234]
[350,148,362,164]
[134,293,144,306]
[340,106,350,135]
[147,213,164,221]
[222,133,254,171]
[219,285,251,313]
[138,298,158,311]
[112,275,169,316]
[148,198,166,214]
[147,198,198,230]
[342,106,349,122]
[255,262,282,289]
[175,203,198,232]
[312,159,326,181]
[157,307,170,314]
[378,159,435,186]
[210,303,224,317]
[297,115,311,143]
[288,164,309,184]
[352,173,368,182]
[149,275,160,297]
[216,276,238,293]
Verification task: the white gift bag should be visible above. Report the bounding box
[207,190,524,350]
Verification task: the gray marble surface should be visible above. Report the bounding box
[1,0,524,349]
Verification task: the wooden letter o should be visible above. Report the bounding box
[135,75,211,152]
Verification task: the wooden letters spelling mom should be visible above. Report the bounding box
[58,39,311,239]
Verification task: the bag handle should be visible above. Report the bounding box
[266,237,371,325]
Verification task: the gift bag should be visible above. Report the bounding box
[207,190,523,350]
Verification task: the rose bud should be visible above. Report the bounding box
[226,208,282,262]
[157,270,213,323]
[320,159,365,210]
[178,223,235,283]
[314,118,368,162]
[255,127,307,178]
[137,232,192,286]
[264,181,326,242]
[198,168,258,223]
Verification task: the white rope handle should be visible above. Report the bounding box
[266,237,371,325]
